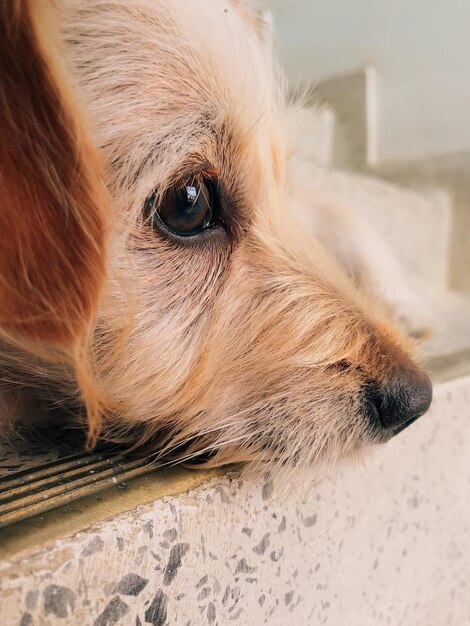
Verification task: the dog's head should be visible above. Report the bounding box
[1,0,432,474]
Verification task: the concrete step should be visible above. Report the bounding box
[376,152,470,293]
[286,103,335,167]
[425,293,470,357]
[293,161,452,301]
[311,67,377,171]
[1,368,469,625]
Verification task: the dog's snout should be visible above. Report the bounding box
[367,367,433,434]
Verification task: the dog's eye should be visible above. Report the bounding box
[149,178,215,237]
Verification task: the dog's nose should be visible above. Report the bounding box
[368,366,433,434]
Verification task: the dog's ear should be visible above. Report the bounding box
[0,0,108,346]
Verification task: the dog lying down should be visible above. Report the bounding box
[0,0,432,475]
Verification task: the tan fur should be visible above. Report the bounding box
[0,0,431,475]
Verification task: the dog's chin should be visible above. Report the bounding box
[184,428,376,476]
[96,397,417,474]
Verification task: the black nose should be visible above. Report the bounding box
[367,367,433,434]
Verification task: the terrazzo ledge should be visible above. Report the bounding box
[1,366,469,626]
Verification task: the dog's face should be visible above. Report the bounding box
[2,0,432,474]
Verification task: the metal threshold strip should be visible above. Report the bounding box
[0,448,157,528]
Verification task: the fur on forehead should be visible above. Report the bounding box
[63,0,281,208]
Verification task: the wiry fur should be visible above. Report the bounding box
[0,0,430,476]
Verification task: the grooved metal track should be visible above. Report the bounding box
[0,431,156,528]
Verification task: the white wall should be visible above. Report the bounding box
[270,0,470,164]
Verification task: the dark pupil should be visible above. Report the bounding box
[158,181,212,236]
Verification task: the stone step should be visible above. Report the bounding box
[286,68,375,171]
[311,67,377,171]
[293,161,452,300]
[376,152,470,293]
[1,368,469,625]
[425,293,470,357]
[286,103,335,167]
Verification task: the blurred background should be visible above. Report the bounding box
[266,0,470,364]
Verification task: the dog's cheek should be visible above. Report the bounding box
[91,240,235,421]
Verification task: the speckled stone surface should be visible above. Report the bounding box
[1,375,469,626]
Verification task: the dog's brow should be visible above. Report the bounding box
[131,140,217,188]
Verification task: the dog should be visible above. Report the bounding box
[0,0,432,477]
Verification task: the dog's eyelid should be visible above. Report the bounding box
[177,161,219,181]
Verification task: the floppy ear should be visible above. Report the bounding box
[0,0,108,346]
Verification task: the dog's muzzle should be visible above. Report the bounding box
[366,366,433,439]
